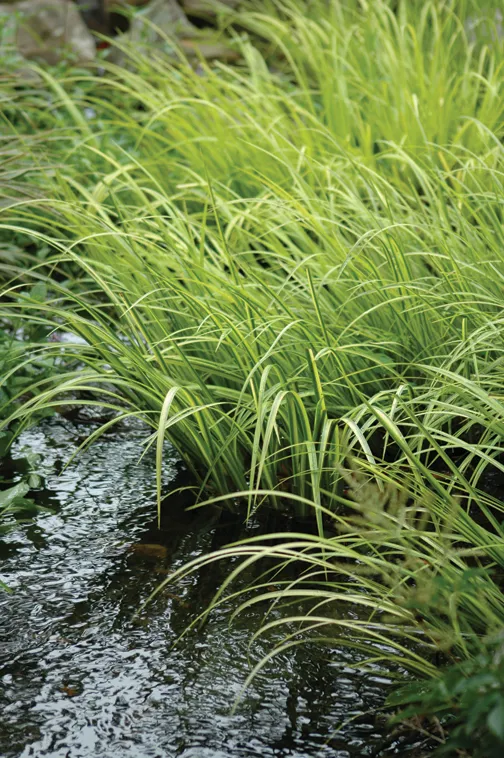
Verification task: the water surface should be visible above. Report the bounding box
[0,414,414,758]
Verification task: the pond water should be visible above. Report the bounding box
[0,413,418,758]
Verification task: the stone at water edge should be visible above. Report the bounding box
[129,0,197,39]
[0,0,96,65]
[104,0,192,65]
[108,0,239,66]
[181,0,239,16]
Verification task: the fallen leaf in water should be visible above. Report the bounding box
[129,543,168,560]
[60,685,79,698]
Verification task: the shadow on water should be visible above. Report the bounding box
[0,414,421,758]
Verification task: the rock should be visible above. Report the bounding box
[181,0,239,18]
[105,0,195,64]
[109,0,238,65]
[0,0,96,65]
[128,0,196,41]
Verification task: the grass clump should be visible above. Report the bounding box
[0,0,504,752]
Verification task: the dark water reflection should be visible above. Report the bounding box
[0,415,409,758]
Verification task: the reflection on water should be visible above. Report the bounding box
[0,414,408,758]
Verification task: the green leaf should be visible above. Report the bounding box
[487,702,504,743]
[0,481,30,510]
[0,430,13,457]
[29,282,47,302]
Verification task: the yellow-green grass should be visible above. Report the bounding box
[0,2,504,724]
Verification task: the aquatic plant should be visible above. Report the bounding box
[0,319,57,546]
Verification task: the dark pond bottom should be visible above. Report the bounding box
[0,415,418,758]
